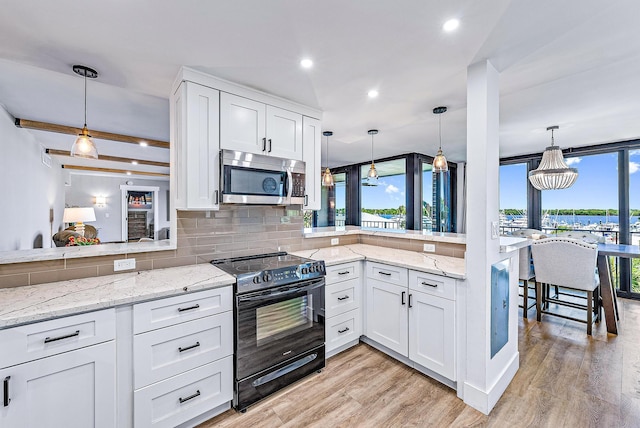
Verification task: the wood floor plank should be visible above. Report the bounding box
[198,298,640,427]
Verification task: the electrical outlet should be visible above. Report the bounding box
[114,258,136,271]
[423,243,436,252]
[491,221,499,239]
[331,238,339,246]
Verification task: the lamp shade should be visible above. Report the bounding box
[63,207,96,223]
[528,146,578,190]
[432,148,449,173]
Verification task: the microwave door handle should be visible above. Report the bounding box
[285,170,293,199]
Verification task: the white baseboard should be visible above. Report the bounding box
[463,351,519,414]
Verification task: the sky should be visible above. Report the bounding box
[500,151,640,210]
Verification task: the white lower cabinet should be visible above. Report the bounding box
[365,279,408,355]
[364,263,457,382]
[324,262,362,356]
[408,290,455,380]
[0,339,115,428]
[132,286,233,427]
[134,356,232,428]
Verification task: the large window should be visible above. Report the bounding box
[421,162,433,231]
[499,163,528,233]
[629,150,640,295]
[360,158,407,229]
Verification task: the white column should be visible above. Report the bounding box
[462,60,519,414]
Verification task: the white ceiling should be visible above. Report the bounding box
[1,0,639,171]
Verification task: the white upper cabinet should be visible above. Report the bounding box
[219,93,266,154]
[220,93,303,160]
[302,116,321,210]
[172,81,221,210]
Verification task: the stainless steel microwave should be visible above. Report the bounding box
[220,149,306,205]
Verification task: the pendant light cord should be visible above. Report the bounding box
[438,114,442,150]
[83,71,87,127]
[550,128,555,146]
[371,134,374,161]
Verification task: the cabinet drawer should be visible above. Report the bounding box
[366,262,408,286]
[133,286,232,334]
[0,309,115,368]
[133,312,233,389]
[325,262,361,285]
[326,309,361,353]
[409,270,456,301]
[134,355,233,428]
[325,278,360,318]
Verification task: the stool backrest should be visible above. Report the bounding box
[531,237,598,291]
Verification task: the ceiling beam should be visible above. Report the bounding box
[15,118,170,149]
[46,149,169,168]
[62,164,169,177]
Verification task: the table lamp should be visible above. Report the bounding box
[63,207,96,237]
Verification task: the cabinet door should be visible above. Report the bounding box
[302,116,321,210]
[0,341,115,428]
[220,92,266,154]
[266,105,303,160]
[365,279,408,356]
[173,81,221,210]
[409,291,455,380]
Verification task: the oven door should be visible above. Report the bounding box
[235,277,325,380]
[222,164,291,205]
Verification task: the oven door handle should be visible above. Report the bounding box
[238,279,324,302]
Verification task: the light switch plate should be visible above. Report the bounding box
[114,258,136,271]
[331,238,339,246]
[423,243,436,252]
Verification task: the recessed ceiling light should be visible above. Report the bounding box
[139,141,148,147]
[443,19,459,32]
[131,161,138,165]
[126,171,132,175]
[300,58,313,69]
[368,90,379,98]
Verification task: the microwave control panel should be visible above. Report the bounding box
[291,173,305,197]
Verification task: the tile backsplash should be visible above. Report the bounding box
[0,206,462,288]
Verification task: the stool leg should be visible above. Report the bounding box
[536,282,542,322]
[523,280,528,319]
[587,290,593,336]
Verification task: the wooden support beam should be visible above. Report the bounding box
[62,164,169,177]
[46,149,169,168]
[16,118,170,149]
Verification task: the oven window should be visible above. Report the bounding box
[256,295,312,345]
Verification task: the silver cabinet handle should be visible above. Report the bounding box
[179,390,201,404]
[3,376,9,407]
[338,327,350,334]
[421,281,438,288]
[44,330,80,344]
[178,341,200,353]
[177,304,200,312]
[337,295,349,301]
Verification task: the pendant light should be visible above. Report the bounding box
[432,106,448,173]
[70,65,99,159]
[322,131,334,187]
[528,126,578,190]
[366,129,379,186]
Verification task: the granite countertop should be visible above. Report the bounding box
[0,264,234,329]
[292,244,466,279]
[303,226,466,244]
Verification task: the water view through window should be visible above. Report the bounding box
[360,159,407,229]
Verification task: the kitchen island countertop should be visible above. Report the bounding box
[292,244,466,279]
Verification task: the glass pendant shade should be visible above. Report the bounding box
[432,148,448,173]
[322,167,334,187]
[322,131,334,187]
[365,129,379,186]
[432,106,448,173]
[71,65,98,159]
[528,126,578,190]
[71,125,98,159]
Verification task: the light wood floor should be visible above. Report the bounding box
[200,298,640,427]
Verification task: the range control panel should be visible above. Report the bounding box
[237,260,326,291]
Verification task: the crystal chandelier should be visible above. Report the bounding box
[528,126,578,190]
